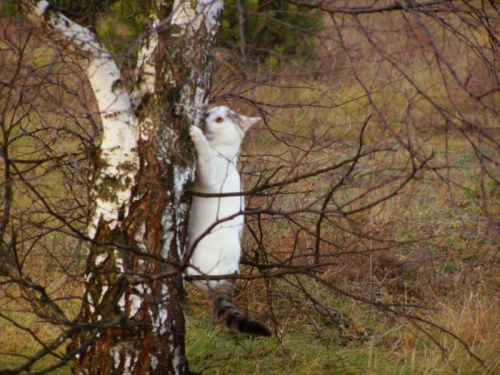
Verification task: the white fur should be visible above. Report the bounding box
[186,106,260,292]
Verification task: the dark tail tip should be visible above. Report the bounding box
[209,281,271,337]
[238,318,272,337]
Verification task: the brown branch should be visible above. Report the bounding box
[284,0,454,15]
[188,145,395,198]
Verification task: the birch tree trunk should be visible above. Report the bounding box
[21,0,224,374]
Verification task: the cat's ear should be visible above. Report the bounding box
[239,116,261,132]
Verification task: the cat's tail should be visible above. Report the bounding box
[208,281,271,337]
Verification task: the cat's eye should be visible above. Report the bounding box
[215,117,224,123]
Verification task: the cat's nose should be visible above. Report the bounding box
[202,112,209,122]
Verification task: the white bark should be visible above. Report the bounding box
[154,0,224,262]
[161,0,224,268]
[132,15,160,111]
[146,5,225,371]
[131,0,223,114]
[23,1,144,328]
[172,0,224,36]
[24,1,140,239]
[170,0,224,127]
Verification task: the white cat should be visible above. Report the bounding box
[186,106,271,336]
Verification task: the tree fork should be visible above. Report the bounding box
[21,0,224,373]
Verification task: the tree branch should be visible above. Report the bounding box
[284,0,454,15]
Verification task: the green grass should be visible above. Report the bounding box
[185,289,500,375]
[0,309,72,374]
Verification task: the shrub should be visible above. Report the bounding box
[219,0,320,64]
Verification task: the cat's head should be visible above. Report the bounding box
[203,106,260,147]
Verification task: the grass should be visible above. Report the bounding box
[185,288,500,374]
[0,292,76,374]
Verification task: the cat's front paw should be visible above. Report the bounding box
[189,126,204,143]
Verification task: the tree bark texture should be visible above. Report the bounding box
[21,0,224,374]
